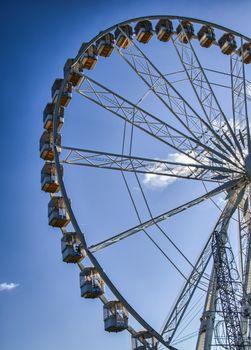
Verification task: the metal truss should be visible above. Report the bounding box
[230,42,251,153]
[76,76,243,171]
[159,182,246,347]
[88,178,242,254]
[47,14,251,350]
[171,20,244,162]
[237,188,251,346]
[212,226,245,349]
[61,146,241,182]
[115,27,243,167]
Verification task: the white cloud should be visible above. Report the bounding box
[143,152,198,189]
[0,282,19,292]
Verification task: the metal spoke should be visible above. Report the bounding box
[76,76,244,171]
[88,178,243,254]
[115,27,242,165]
[160,183,246,346]
[171,20,244,162]
[61,146,242,182]
[230,41,251,153]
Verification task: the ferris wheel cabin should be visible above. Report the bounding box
[103,301,128,332]
[51,79,72,107]
[80,267,104,298]
[43,103,64,132]
[176,20,194,43]
[155,19,173,42]
[64,59,84,87]
[96,33,115,57]
[115,25,133,49]
[41,162,62,193]
[78,43,98,70]
[135,20,153,44]
[197,25,216,48]
[218,33,237,55]
[39,131,61,161]
[61,232,84,263]
[241,42,251,64]
[131,331,157,350]
[48,196,70,228]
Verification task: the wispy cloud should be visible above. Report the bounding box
[143,152,197,189]
[0,282,19,292]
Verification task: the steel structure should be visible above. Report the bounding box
[40,15,251,350]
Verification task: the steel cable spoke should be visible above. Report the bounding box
[115,27,243,168]
[160,182,246,346]
[76,77,244,171]
[171,21,244,163]
[88,178,243,254]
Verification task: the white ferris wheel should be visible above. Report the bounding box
[40,15,251,350]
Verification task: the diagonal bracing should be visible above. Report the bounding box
[61,146,242,182]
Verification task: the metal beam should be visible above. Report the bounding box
[171,21,244,162]
[160,183,246,346]
[115,27,242,167]
[76,76,243,171]
[230,41,251,153]
[61,146,241,182]
[89,178,243,253]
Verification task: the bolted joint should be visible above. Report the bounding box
[199,311,215,334]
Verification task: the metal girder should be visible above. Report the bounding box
[159,183,246,346]
[88,178,243,254]
[115,27,242,166]
[230,44,251,153]
[171,21,244,162]
[212,226,245,349]
[61,146,240,182]
[195,269,216,350]
[76,76,243,171]
[238,188,251,345]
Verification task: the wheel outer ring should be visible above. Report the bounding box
[52,15,250,349]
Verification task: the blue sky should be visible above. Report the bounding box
[1,0,251,349]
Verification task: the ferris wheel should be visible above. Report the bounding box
[40,15,251,350]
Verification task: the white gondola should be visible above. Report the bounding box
[39,131,61,161]
[218,33,237,55]
[132,331,157,350]
[51,79,72,107]
[41,162,62,193]
[48,196,70,228]
[103,301,128,332]
[79,43,98,70]
[155,19,173,42]
[115,25,133,49]
[43,103,64,132]
[80,267,104,298]
[61,232,84,263]
[64,58,84,87]
[176,20,194,43]
[135,20,153,44]
[197,25,215,48]
[96,33,114,57]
